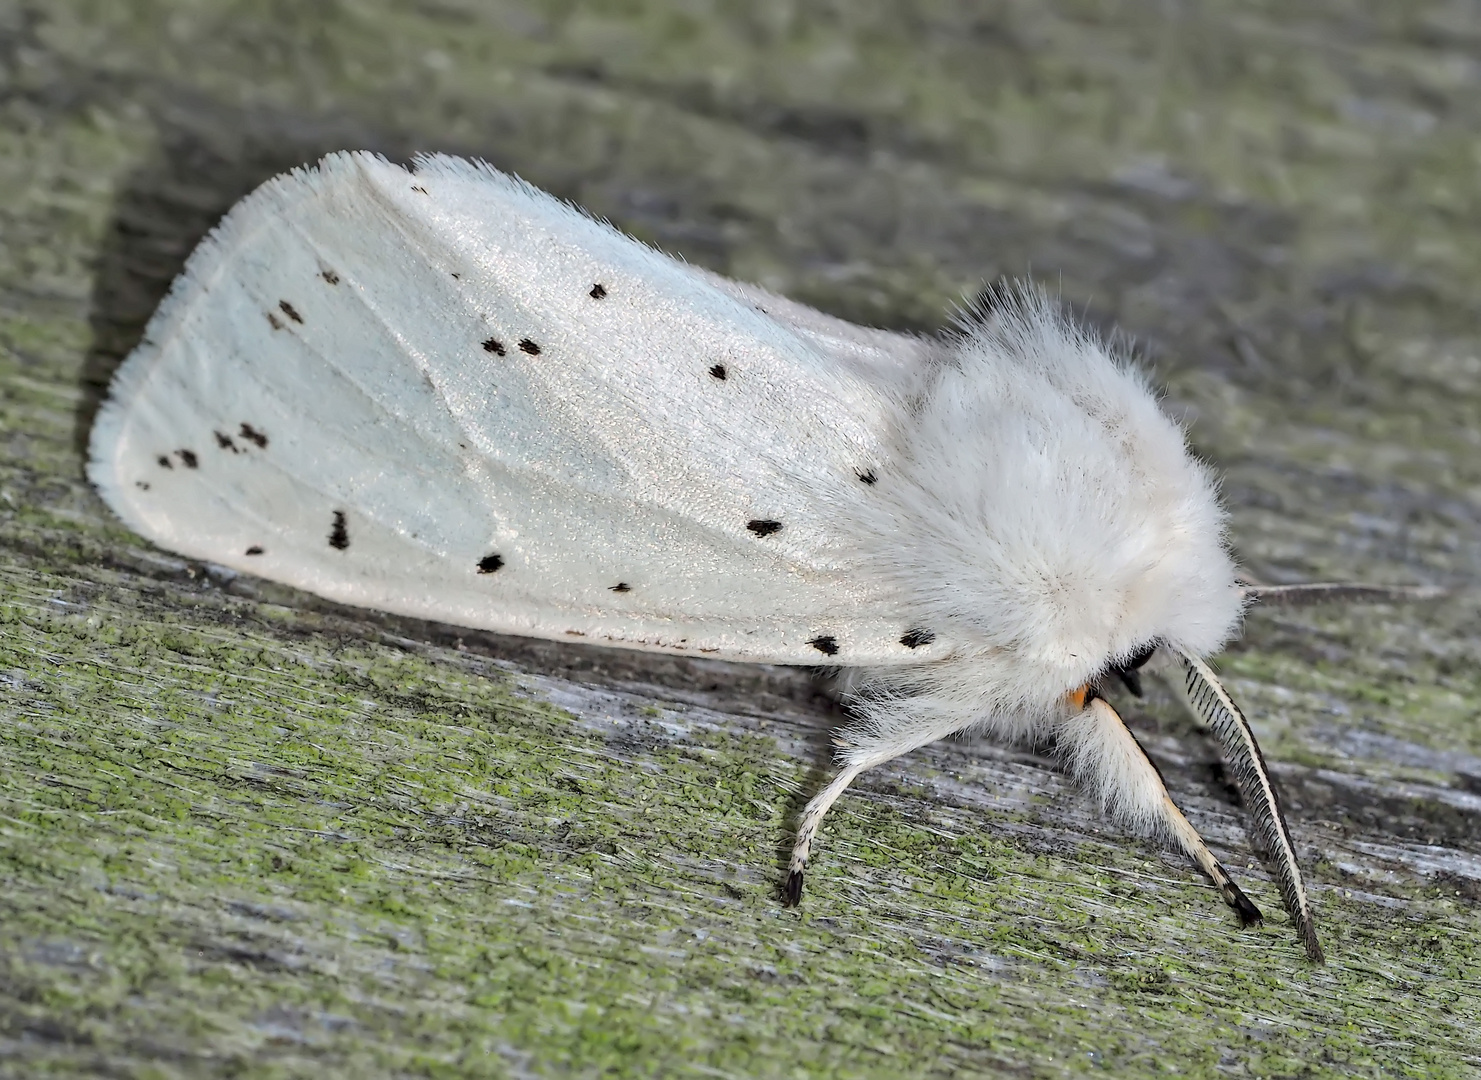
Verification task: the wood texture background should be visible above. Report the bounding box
[2,1,1479,1075]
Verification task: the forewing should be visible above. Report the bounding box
[89,152,945,666]
[691,267,935,392]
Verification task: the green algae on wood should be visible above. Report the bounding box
[3,0,1481,1075]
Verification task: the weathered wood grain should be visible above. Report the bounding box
[1,1,1479,1075]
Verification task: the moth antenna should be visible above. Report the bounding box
[1062,697,1263,930]
[1175,650,1325,963]
[1239,582,1447,607]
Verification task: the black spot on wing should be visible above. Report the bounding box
[321,269,340,285]
[411,184,429,194]
[609,582,631,592]
[519,338,541,355]
[328,511,349,551]
[266,311,284,330]
[177,449,198,469]
[856,469,877,485]
[709,364,727,380]
[135,481,150,490]
[239,423,268,448]
[214,430,239,453]
[245,545,264,556]
[589,283,607,299]
[900,628,935,648]
[477,553,504,574]
[278,301,303,324]
[747,519,782,537]
[482,338,506,356]
[157,455,172,469]
[808,635,839,656]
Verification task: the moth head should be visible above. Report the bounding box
[1065,639,1160,709]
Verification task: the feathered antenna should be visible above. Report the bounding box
[1175,650,1324,963]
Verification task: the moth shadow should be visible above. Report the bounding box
[438,622,852,884]
[431,621,849,895]
[370,608,848,903]
[77,94,482,458]
[331,597,849,898]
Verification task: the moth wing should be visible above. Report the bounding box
[692,268,934,392]
[89,152,945,666]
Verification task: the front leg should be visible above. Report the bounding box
[1059,695,1266,930]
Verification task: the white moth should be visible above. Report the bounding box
[92,151,1421,963]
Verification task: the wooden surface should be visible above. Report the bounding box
[2,1,1480,1075]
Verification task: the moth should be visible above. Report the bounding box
[90,151,1428,961]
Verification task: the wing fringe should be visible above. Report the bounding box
[1176,649,1325,963]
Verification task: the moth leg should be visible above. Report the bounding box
[784,760,868,905]
[784,721,960,906]
[1061,696,1263,928]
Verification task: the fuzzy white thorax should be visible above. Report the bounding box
[842,288,1244,751]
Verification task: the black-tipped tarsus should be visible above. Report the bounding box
[784,871,803,907]
[1225,878,1264,928]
